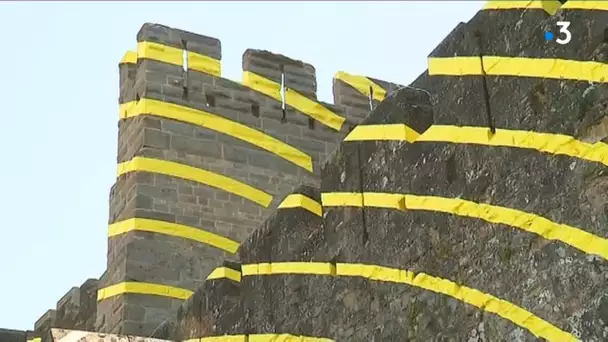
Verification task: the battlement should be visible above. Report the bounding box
[118,23,402,136]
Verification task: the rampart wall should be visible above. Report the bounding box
[23,1,608,341]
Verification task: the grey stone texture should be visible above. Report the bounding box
[103,21,392,337]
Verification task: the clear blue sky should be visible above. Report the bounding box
[0,1,481,330]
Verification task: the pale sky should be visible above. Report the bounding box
[0,1,481,330]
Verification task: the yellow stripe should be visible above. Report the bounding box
[562,1,608,10]
[27,338,41,342]
[278,194,322,217]
[242,71,345,131]
[120,50,137,64]
[242,262,575,342]
[120,98,313,172]
[344,124,421,142]
[198,335,334,342]
[242,262,336,276]
[134,41,221,77]
[428,56,608,83]
[417,125,608,167]
[200,337,246,342]
[334,71,387,101]
[108,218,240,254]
[248,334,334,342]
[484,0,562,14]
[206,266,242,282]
[118,157,273,207]
[320,192,363,207]
[188,51,222,77]
[97,282,193,301]
[322,192,608,260]
[485,0,608,11]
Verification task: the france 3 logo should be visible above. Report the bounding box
[544,21,572,45]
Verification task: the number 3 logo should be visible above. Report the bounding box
[556,21,572,45]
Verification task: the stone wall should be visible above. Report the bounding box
[96,22,403,336]
[144,1,608,341]
[18,1,608,340]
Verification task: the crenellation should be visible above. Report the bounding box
[137,23,222,62]
[55,287,80,329]
[242,49,317,98]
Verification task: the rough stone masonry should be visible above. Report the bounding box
[6,1,608,341]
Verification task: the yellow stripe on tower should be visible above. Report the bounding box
[118,157,273,207]
[428,56,608,83]
[206,266,242,282]
[97,282,193,301]
[108,218,240,254]
[321,192,608,260]
[417,125,608,167]
[242,71,346,131]
[133,41,222,77]
[241,262,576,342]
[344,124,421,142]
[334,71,387,102]
[119,98,313,172]
[120,51,137,64]
[277,194,323,217]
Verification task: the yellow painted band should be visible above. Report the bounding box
[27,339,41,342]
[200,337,246,342]
[278,194,323,217]
[108,218,240,254]
[417,125,608,167]
[242,262,336,276]
[344,124,421,142]
[334,71,387,101]
[242,262,575,341]
[188,51,222,77]
[120,98,313,172]
[428,56,608,83]
[120,51,137,65]
[242,71,345,131]
[197,335,334,342]
[321,192,363,207]
[206,266,242,282]
[484,0,562,14]
[485,0,608,12]
[248,334,334,342]
[562,1,608,10]
[130,41,221,77]
[322,192,608,260]
[97,281,193,301]
[118,157,273,207]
